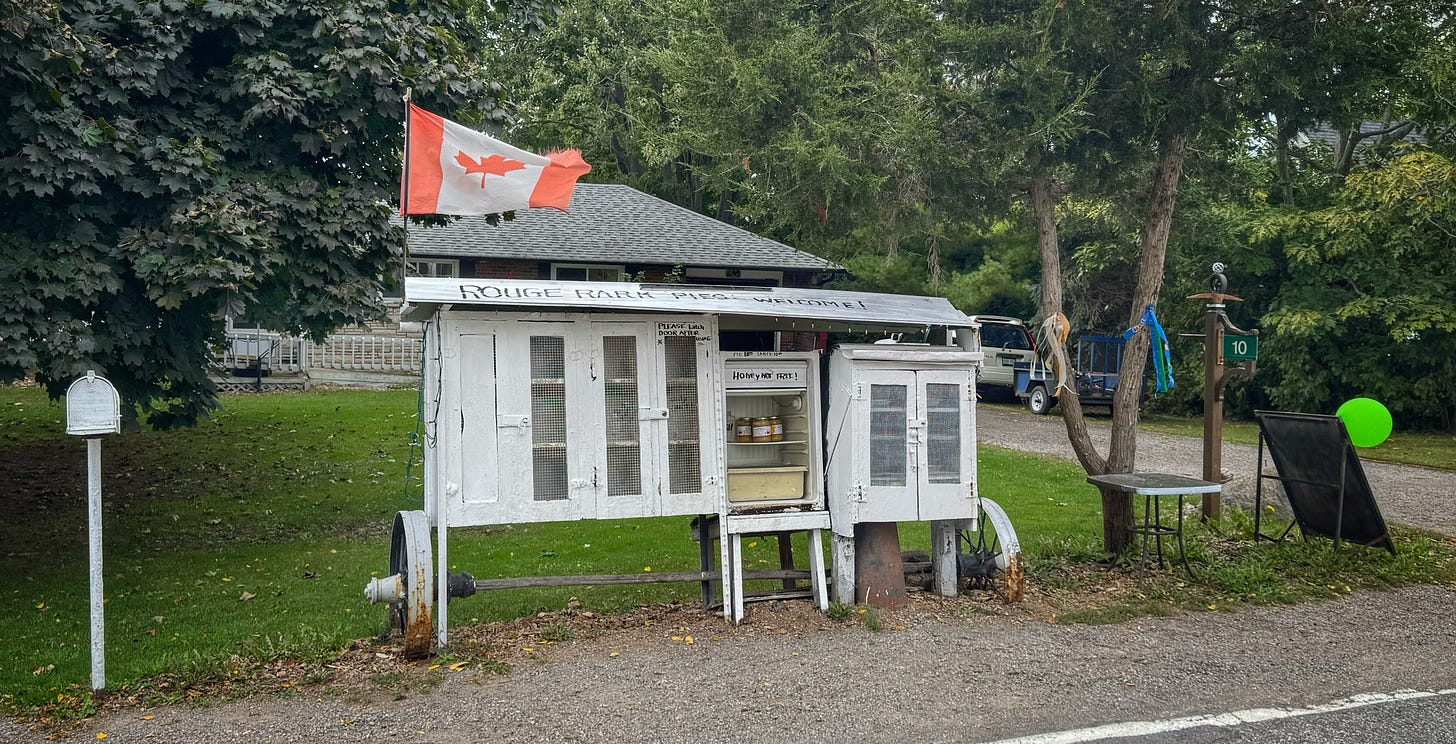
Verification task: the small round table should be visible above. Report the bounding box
[1087,473,1222,573]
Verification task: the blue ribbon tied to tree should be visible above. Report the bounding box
[1122,305,1175,392]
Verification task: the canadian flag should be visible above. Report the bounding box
[400,103,591,216]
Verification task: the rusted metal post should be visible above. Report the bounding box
[853,523,907,608]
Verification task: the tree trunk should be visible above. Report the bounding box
[1275,115,1294,206]
[1030,167,1107,477]
[1029,132,1187,555]
[1109,132,1187,471]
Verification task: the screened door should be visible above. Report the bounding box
[494,323,593,522]
[855,369,919,523]
[590,323,661,518]
[915,369,975,520]
[658,333,718,516]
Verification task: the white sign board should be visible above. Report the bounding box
[66,372,121,436]
[404,278,973,329]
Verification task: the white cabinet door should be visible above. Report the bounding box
[658,333,719,516]
[855,369,919,523]
[916,370,976,521]
[495,323,593,522]
[591,323,662,518]
[456,333,501,524]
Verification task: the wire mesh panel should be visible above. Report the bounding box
[602,336,642,497]
[870,384,908,487]
[664,337,701,494]
[925,382,961,484]
[530,336,569,501]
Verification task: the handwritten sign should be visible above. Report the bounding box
[726,365,806,389]
[657,321,709,339]
[405,278,972,329]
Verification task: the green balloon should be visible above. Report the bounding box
[1336,397,1393,448]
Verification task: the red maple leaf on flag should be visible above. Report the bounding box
[454,151,527,187]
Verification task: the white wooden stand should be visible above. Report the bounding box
[713,511,830,622]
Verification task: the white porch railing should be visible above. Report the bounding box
[217,332,422,376]
[216,331,307,374]
[307,334,423,373]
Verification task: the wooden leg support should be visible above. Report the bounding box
[832,532,856,605]
[730,532,746,623]
[807,529,829,611]
[930,520,958,597]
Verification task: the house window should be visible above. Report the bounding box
[551,263,623,282]
[407,259,458,278]
[684,267,784,286]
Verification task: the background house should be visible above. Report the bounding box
[217,184,845,388]
[397,183,841,288]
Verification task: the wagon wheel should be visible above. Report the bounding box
[957,498,1024,602]
[388,510,435,658]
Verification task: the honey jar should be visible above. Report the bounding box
[769,416,784,441]
[751,416,774,443]
[734,417,754,443]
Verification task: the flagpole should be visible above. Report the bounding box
[401,88,413,301]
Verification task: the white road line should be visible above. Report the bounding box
[980,688,1456,744]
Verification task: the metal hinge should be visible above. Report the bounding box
[497,414,530,429]
[851,483,867,503]
[851,382,866,400]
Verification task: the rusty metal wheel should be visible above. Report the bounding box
[389,510,435,658]
[957,497,1024,602]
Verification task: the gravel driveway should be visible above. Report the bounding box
[15,585,1456,744]
[976,404,1456,536]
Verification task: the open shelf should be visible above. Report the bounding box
[726,439,807,446]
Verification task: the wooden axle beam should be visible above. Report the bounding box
[471,568,814,591]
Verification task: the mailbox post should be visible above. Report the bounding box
[65,371,121,691]
[1188,264,1257,520]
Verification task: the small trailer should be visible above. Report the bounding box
[365,277,1019,655]
[1014,335,1133,415]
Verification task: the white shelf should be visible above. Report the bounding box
[726,388,805,396]
[726,439,807,446]
[728,465,808,474]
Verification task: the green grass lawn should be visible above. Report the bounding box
[2,386,1452,718]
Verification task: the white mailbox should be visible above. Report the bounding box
[65,371,121,436]
[65,369,122,691]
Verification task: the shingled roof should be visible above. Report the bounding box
[403,183,841,272]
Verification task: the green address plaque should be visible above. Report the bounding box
[1223,334,1258,361]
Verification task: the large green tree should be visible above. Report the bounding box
[938,0,1453,550]
[495,0,990,277]
[0,0,501,425]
